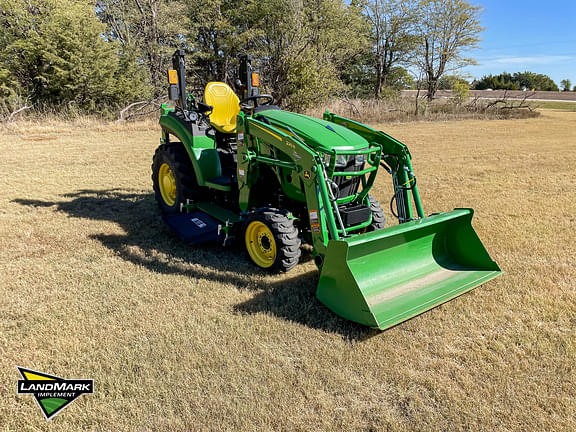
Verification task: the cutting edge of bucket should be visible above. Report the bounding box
[371,269,502,330]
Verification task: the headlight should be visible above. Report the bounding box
[335,155,348,167]
[323,153,365,168]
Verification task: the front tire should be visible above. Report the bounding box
[244,209,301,272]
[367,195,386,231]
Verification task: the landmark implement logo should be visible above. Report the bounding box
[16,366,93,420]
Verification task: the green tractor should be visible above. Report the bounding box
[152,50,501,330]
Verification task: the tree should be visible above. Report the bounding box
[0,0,25,113]
[513,72,559,91]
[186,0,261,85]
[340,51,378,97]
[0,0,154,115]
[451,80,469,104]
[254,0,368,109]
[97,0,188,94]
[475,72,519,90]
[362,0,417,98]
[474,72,559,91]
[438,75,469,90]
[386,66,415,90]
[0,0,149,111]
[184,0,368,110]
[413,0,483,100]
[561,79,572,92]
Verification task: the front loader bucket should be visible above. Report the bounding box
[316,209,501,330]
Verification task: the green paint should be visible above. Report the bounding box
[316,209,502,329]
[161,103,175,115]
[258,109,370,152]
[196,201,241,223]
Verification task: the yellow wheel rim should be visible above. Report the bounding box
[245,221,277,268]
[158,163,177,206]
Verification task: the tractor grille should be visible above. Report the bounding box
[333,157,365,197]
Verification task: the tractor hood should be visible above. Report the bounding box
[256,110,369,153]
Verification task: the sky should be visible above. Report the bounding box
[462,0,576,87]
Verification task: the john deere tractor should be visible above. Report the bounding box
[152,50,501,330]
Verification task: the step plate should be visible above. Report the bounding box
[163,212,224,244]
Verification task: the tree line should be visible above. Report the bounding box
[474,72,562,92]
[0,0,488,115]
[1,0,570,118]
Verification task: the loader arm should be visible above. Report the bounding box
[323,111,424,222]
[237,113,358,257]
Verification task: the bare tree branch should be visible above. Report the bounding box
[117,96,167,121]
[6,105,32,122]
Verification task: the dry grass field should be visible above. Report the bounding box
[0,111,574,431]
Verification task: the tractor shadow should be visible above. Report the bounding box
[13,189,377,340]
[13,189,258,285]
[233,274,378,341]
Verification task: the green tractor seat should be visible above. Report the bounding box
[204,82,240,134]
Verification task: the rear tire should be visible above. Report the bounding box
[367,195,386,231]
[243,209,301,273]
[152,143,202,214]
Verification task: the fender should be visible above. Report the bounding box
[159,113,221,187]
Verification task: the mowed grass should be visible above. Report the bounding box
[530,100,576,112]
[0,112,574,431]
